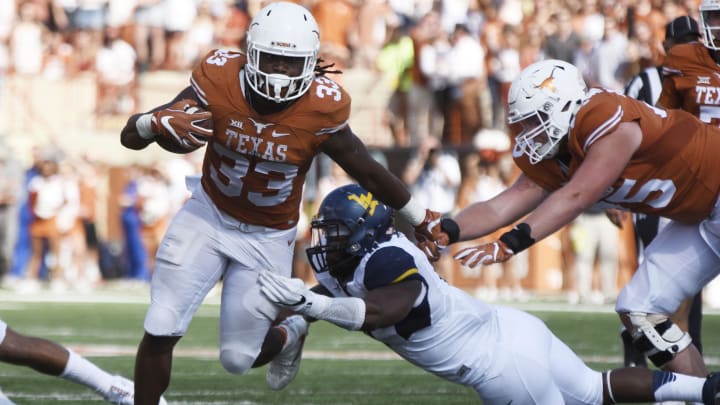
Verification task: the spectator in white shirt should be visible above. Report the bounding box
[95,25,137,115]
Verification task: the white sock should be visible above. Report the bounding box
[652,371,704,402]
[59,349,114,395]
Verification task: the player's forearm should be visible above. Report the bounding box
[453,200,516,241]
[358,162,412,208]
[304,295,405,332]
[454,174,549,242]
[301,294,367,331]
[522,188,591,243]
[361,299,411,330]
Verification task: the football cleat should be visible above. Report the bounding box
[702,372,720,405]
[103,375,168,405]
[266,316,309,390]
[103,375,134,405]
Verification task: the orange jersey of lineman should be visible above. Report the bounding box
[513,88,720,224]
[658,42,720,126]
[190,49,351,229]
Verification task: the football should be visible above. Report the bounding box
[186,105,214,132]
[154,104,214,154]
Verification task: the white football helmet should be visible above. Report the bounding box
[507,59,586,164]
[245,2,320,102]
[700,0,720,50]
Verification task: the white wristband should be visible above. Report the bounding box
[135,113,155,140]
[303,293,366,331]
[398,196,426,226]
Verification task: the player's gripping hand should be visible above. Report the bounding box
[414,212,460,262]
[413,209,445,261]
[148,99,213,151]
[454,240,513,268]
[259,272,324,315]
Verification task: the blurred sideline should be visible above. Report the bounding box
[0,68,394,165]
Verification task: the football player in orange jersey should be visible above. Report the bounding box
[659,1,720,123]
[119,2,446,404]
[625,15,705,370]
[423,59,720,386]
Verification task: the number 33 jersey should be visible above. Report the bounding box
[190,49,351,229]
[513,88,720,223]
[659,41,720,124]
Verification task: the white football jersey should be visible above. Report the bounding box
[315,233,607,404]
[315,232,498,386]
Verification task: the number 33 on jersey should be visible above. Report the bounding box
[190,49,350,229]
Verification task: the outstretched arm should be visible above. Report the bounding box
[258,272,421,331]
[453,173,548,242]
[455,122,641,268]
[520,122,640,243]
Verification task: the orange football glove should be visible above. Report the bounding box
[414,209,450,262]
[453,240,514,268]
[151,99,213,151]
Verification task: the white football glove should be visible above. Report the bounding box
[258,272,325,315]
[453,240,514,269]
[258,271,367,331]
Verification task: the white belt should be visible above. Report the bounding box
[236,222,271,233]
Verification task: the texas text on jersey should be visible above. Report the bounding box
[513,88,720,224]
[659,42,720,125]
[190,48,351,229]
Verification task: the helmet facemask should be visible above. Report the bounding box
[245,45,317,103]
[511,101,572,164]
[701,4,720,51]
[306,219,361,278]
[244,2,320,103]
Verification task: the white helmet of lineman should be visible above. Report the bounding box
[245,2,320,102]
[700,0,720,50]
[507,59,586,164]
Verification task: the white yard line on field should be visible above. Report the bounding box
[67,344,720,366]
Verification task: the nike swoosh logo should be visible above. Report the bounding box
[287,296,306,307]
[160,116,183,142]
[272,130,290,138]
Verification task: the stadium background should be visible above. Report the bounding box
[1,1,720,402]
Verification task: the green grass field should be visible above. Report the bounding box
[1,292,719,404]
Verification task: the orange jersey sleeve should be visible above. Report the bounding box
[190,49,352,229]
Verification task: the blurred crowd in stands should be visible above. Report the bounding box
[0,0,715,305]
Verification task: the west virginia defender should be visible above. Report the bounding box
[119,2,445,404]
[259,184,720,404]
[429,59,720,380]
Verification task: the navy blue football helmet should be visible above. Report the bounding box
[306,184,394,277]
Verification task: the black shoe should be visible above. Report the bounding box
[702,372,720,405]
[621,329,647,368]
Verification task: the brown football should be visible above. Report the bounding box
[186,106,214,132]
